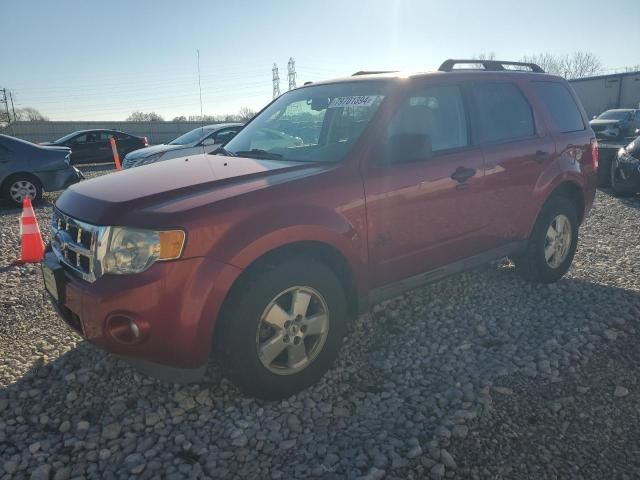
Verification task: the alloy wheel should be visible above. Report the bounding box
[256,286,330,375]
[544,214,572,269]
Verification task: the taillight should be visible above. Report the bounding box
[143,136,149,146]
[591,138,598,171]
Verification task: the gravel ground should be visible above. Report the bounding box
[1,166,639,480]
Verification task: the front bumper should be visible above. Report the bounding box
[44,250,242,370]
[38,166,83,191]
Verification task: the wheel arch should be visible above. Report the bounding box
[216,240,363,338]
[547,180,585,224]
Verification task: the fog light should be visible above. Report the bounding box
[106,314,148,345]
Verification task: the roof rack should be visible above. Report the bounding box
[438,59,544,73]
[352,70,398,76]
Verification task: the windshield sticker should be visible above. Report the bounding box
[328,95,382,108]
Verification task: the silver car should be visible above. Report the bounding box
[0,134,83,206]
[122,123,242,169]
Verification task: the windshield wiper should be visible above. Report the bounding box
[211,146,236,156]
[234,149,283,160]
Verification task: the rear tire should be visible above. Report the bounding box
[514,195,579,284]
[2,174,43,207]
[610,156,637,197]
[215,257,348,400]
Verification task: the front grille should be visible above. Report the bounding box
[51,210,107,283]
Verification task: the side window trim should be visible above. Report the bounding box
[469,80,538,146]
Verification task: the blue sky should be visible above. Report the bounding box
[1,0,638,121]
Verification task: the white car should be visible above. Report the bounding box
[122,123,242,169]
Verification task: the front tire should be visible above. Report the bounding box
[215,257,348,400]
[515,196,579,284]
[2,174,43,206]
[610,157,637,197]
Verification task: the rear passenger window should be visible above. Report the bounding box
[473,82,535,143]
[533,82,584,133]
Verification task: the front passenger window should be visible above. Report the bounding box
[381,84,468,163]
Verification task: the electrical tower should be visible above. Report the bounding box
[287,57,297,91]
[0,89,12,129]
[272,63,281,99]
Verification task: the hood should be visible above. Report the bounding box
[55,155,331,225]
[590,119,623,127]
[124,143,189,161]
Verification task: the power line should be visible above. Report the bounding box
[272,63,281,99]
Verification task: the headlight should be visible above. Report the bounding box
[102,227,185,275]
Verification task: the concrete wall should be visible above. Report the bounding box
[570,71,640,118]
[1,121,227,145]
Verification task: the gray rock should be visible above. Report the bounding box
[614,386,629,397]
[430,463,446,478]
[30,464,51,480]
[440,449,456,469]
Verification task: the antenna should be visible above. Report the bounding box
[272,63,281,99]
[197,49,203,126]
[287,57,297,90]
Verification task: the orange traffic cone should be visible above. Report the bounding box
[20,197,45,263]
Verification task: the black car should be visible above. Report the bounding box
[42,129,148,165]
[610,136,640,196]
[0,134,83,206]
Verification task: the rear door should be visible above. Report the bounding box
[470,79,556,244]
[364,82,489,288]
[68,133,91,164]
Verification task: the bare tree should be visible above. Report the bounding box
[237,107,256,123]
[520,51,602,79]
[126,111,164,122]
[172,115,187,122]
[472,52,496,61]
[15,107,49,121]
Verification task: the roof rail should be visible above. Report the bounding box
[438,59,544,73]
[352,70,398,76]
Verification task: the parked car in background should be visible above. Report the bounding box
[42,129,148,165]
[589,109,640,140]
[0,134,83,206]
[122,123,242,169]
[610,135,640,196]
[251,127,303,151]
[44,59,596,399]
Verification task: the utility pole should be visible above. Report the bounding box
[197,49,203,126]
[287,57,297,91]
[8,91,17,120]
[272,63,281,99]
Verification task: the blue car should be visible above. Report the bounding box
[0,134,83,206]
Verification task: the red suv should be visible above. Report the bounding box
[43,59,597,399]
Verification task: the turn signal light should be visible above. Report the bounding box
[159,230,186,260]
[591,138,599,171]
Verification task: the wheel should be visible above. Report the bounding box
[610,156,637,197]
[514,195,578,284]
[215,257,348,400]
[2,175,43,206]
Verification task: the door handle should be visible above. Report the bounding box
[450,166,476,183]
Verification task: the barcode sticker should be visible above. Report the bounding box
[328,95,381,108]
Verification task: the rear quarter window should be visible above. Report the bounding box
[533,81,585,133]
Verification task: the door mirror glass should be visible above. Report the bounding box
[201,137,217,146]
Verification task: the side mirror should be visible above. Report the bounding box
[201,137,217,146]
[377,133,431,165]
[592,115,597,120]
[635,128,640,136]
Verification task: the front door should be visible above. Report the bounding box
[364,82,489,288]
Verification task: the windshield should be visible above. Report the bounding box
[53,131,81,144]
[598,111,631,121]
[169,127,212,145]
[223,81,389,163]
